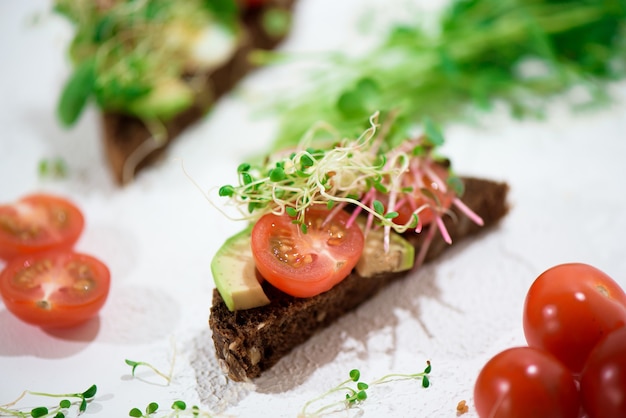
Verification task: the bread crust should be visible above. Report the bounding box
[101,1,294,184]
[209,177,509,381]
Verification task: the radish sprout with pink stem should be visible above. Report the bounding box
[213,113,483,253]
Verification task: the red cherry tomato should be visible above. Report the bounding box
[0,194,85,261]
[0,250,110,328]
[580,326,626,418]
[474,346,581,418]
[251,206,364,298]
[523,263,626,374]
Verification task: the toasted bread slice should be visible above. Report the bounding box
[102,1,294,184]
[209,176,509,381]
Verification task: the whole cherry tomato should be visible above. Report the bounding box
[523,263,626,374]
[474,346,581,418]
[580,326,626,418]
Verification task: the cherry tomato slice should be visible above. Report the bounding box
[523,263,626,374]
[474,346,581,418]
[251,206,364,298]
[0,194,85,261]
[0,250,110,328]
[580,326,626,418]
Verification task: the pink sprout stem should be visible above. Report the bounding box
[452,197,484,226]
[435,216,452,245]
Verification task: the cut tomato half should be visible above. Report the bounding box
[0,250,110,328]
[251,207,364,298]
[0,194,85,261]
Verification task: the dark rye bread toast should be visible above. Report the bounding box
[209,176,509,381]
[102,0,294,185]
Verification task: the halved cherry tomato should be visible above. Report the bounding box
[580,326,626,418]
[380,162,454,227]
[523,263,626,374]
[251,206,364,298]
[474,346,581,418]
[0,250,110,328]
[0,194,85,261]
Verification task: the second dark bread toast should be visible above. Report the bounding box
[102,1,294,184]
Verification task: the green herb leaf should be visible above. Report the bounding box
[384,211,399,219]
[59,399,71,409]
[57,58,96,127]
[129,408,143,417]
[79,398,87,413]
[146,402,159,414]
[82,384,97,399]
[423,117,444,146]
[172,400,186,411]
[372,200,385,215]
[349,369,360,382]
[447,175,465,197]
[30,407,49,418]
[219,185,235,197]
[203,0,238,29]
[269,167,286,182]
[424,361,432,374]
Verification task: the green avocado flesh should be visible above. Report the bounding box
[126,79,194,120]
[211,227,270,312]
[212,223,415,311]
[355,226,415,277]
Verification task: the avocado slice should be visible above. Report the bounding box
[211,227,270,311]
[126,78,195,120]
[356,225,415,277]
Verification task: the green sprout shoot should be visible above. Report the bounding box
[299,361,432,417]
[125,338,177,385]
[129,401,213,417]
[0,384,97,418]
[256,0,626,150]
[125,359,174,385]
[214,113,483,260]
[38,157,68,179]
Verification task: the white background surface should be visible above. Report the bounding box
[1,1,626,417]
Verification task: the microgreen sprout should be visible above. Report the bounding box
[125,359,173,385]
[125,339,177,385]
[38,157,68,179]
[0,384,97,418]
[128,401,213,417]
[263,0,626,150]
[215,113,483,254]
[299,361,432,417]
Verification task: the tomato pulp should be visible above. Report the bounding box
[251,207,364,298]
[580,326,626,418]
[474,346,581,418]
[523,263,626,374]
[0,251,110,328]
[0,194,85,260]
